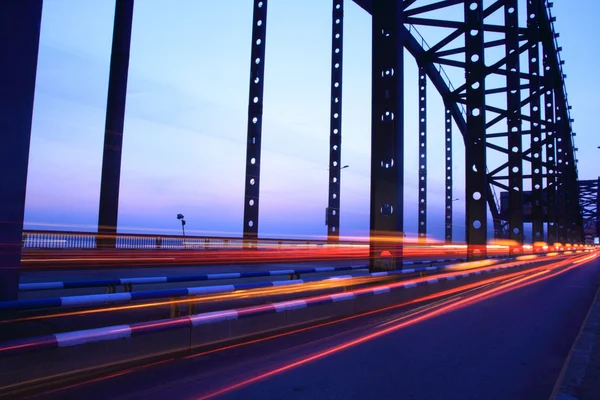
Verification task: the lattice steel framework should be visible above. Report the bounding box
[353,0,581,261]
[579,179,599,243]
[1,0,583,299]
[504,0,524,247]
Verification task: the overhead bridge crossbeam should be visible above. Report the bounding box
[0,0,581,301]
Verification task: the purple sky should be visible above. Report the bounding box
[23,0,599,242]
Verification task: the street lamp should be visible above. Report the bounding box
[328,164,350,171]
[177,214,185,236]
[176,213,186,236]
[176,214,186,248]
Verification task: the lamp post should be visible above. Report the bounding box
[177,213,186,248]
[327,164,350,171]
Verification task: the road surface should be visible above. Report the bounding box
[24,256,600,400]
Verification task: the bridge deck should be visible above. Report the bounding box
[24,257,600,400]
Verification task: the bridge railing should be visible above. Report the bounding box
[21,230,368,250]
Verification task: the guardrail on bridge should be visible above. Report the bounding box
[21,230,367,250]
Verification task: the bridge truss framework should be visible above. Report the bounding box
[0,0,583,300]
[578,179,600,245]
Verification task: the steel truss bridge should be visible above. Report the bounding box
[579,178,600,244]
[1,0,596,301]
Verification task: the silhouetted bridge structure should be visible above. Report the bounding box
[2,0,598,304]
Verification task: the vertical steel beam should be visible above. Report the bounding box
[564,179,573,243]
[417,65,427,243]
[464,0,487,260]
[566,167,577,243]
[327,0,344,241]
[527,0,543,244]
[369,0,404,271]
[576,182,584,244]
[97,0,135,248]
[554,96,567,243]
[0,0,42,301]
[597,177,600,239]
[505,0,523,250]
[552,54,571,245]
[543,50,557,245]
[445,107,453,243]
[566,140,579,243]
[243,0,268,246]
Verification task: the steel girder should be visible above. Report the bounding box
[445,107,453,243]
[242,0,268,245]
[579,179,599,243]
[369,0,405,271]
[462,0,488,259]
[97,0,135,249]
[504,0,524,248]
[354,0,580,250]
[527,0,544,243]
[543,46,557,245]
[0,0,42,301]
[417,65,428,242]
[327,0,344,240]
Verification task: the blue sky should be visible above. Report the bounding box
[23,0,600,242]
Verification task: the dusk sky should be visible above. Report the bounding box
[23,0,600,242]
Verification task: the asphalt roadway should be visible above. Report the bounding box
[23,257,600,400]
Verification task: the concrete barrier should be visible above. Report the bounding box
[6,264,458,312]
[18,264,371,292]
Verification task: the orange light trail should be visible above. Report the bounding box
[24,253,593,398]
[21,236,589,270]
[2,354,178,397]
[178,256,575,361]
[183,273,524,360]
[3,275,391,323]
[196,253,595,399]
[5,254,567,324]
[26,275,518,398]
